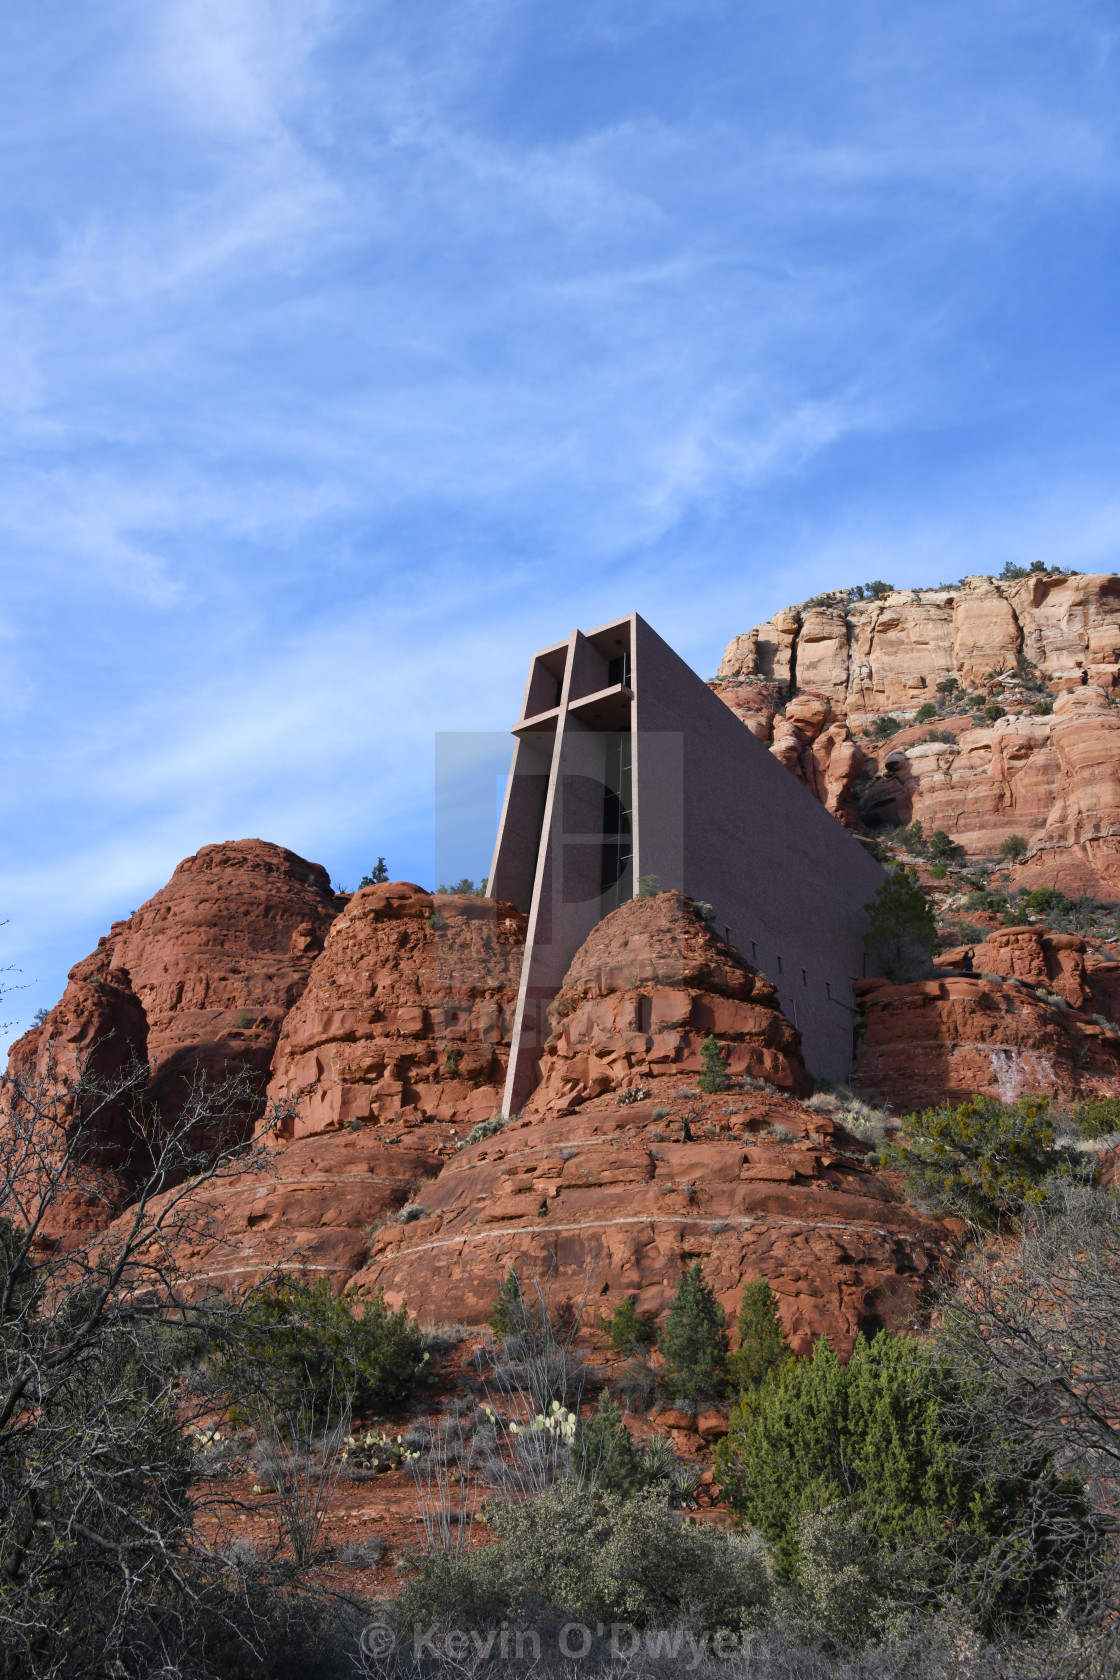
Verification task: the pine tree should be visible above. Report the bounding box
[729,1278,791,1391]
[599,1294,653,1353]
[489,1267,525,1339]
[575,1390,644,1495]
[863,865,939,982]
[359,856,389,887]
[697,1034,730,1093]
[657,1262,730,1402]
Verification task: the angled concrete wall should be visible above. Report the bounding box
[491,612,885,1110]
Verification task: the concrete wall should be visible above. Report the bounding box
[491,611,886,1106]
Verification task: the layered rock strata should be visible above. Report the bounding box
[352,1075,952,1353]
[524,891,811,1113]
[852,928,1120,1111]
[720,573,1120,722]
[100,1129,445,1298]
[716,574,1120,891]
[266,882,527,1140]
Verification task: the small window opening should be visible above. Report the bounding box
[777,955,783,974]
[802,969,808,987]
[724,926,731,943]
[751,940,757,960]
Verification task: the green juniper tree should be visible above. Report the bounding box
[714,1330,1098,1628]
[658,1262,730,1402]
[729,1278,791,1391]
[863,864,939,982]
[697,1034,730,1094]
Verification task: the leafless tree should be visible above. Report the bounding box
[0,1040,309,1680]
[933,1180,1120,1674]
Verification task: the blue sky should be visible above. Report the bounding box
[4,0,1120,1044]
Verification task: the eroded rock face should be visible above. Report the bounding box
[852,953,1120,1112]
[100,840,339,1119]
[2,947,150,1244]
[97,1129,445,1298]
[266,883,527,1140]
[717,574,1120,886]
[720,574,1120,723]
[352,1076,952,1353]
[525,892,810,1114]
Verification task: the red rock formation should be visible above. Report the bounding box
[524,892,810,1114]
[852,955,1120,1112]
[352,1075,952,1353]
[99,1128,445,1299]
[100,840,339,1120]
[717,574,1120,891]
[266,882,527,1141]
[2,945,149,1243]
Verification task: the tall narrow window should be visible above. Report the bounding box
[600,732,633,911]
[607,651,631,687]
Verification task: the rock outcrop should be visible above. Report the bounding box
[720,574,1120,723]
[352,1076,952,1353]
[716,574,1120,890]
[98,840,339,1120]
[852,927,1120,1111]
[2,945,150,1244]
[101,1128,446,1298]
[266,882,527,1140]
[525,892,810,1113]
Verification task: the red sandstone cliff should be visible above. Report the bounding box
[715,572,1120,892]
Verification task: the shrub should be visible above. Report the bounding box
[863,867,939,982]
[1077,1097,1120,1139]
[729,1278,791,1391]
[616,1083,651,1106]
[984,704,1006,723]
[358,857,389,886]
[489,1267,530,1339]
[658,1261,729,1401]
[895,819,926,854]
[887,1093,1062,1223]
[599,1294,653,1353]
[1000,834,1028,860]
[219,1277,429,1424]
[392,1482,771,1635]
[715,1332,1095,1627]
[936,677,959,695]
[697,1033,730,1093]
[1031,698,1054,715]
[456,1113,512,1149]
[868,714,901,740]
[573,1390,645,1495]
[926,829,956,861]
[915,702,938,722]
[1022,886,1072,917]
